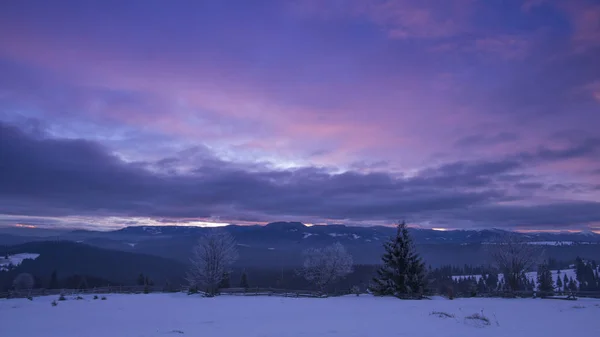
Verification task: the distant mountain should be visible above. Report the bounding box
[0,241,187,291]
[1,222,599,268]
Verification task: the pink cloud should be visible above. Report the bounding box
[521,0,600,52]
[361,0,473,39]
[291,0,475,39]
[567,2,600,52]
[474,35,532,60]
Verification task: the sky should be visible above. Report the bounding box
[0,0,599,232]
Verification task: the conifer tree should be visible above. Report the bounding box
[563,274,569,290]
[556,274,563,291]
[239,271,249,289]
[369,221,426,298]
[537,263,554,297]
[49,270,59,289]
[568,277,577,292]
[218,272,230,289]
[137,273,145,286]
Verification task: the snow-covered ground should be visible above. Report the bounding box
[0,253,40,271]
[1,294,599,337]
[453,269,579,287]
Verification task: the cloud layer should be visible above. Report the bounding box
[0,0,599,230]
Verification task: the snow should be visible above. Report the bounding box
[142,226,162,235]
[126,243,137,247]
[452,269,579,287]
[526,241,575,246]
[0,253,40,271]
[328,233,345,237]
[1,294,599,337]
[303,233,314,239]
[351,234,361,239]
[267,247,275,250]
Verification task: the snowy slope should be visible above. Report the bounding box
[452,269,579,287]
[1,294,599,337]
[0,253,40,271]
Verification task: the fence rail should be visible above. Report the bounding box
[2,286,600,300]
[0,286,324,299]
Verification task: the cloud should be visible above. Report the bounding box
[289,0,475,39]
[444,202,600,229]
[454,132,520,148]
[1,1,599,231]
[2,122,600,230]
[518,137,600,163]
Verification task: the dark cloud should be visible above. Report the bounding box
[454,132,520,148]
[2,121,600,228]
[444,202,600,229]
[532,138,600,162]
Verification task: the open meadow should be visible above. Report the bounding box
[1,293,599,337]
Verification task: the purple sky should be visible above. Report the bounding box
[1,0,599,231]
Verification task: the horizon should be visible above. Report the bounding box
[3,221,600,235]
[1,0,600,232]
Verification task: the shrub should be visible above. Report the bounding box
[465,312,491,326]
[75,295,84,300]
[13,273,35,290]
[27,296,33,301]
[51,300,58,307]
[101,296,107,300]
[351,286,361,296]
[446,287,454,300]
[93,295,99,300]
[58,294,66,301]
[187,286,199,295]
[430,311,455,318]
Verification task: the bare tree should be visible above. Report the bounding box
[487,233,542,292]
[300,242,353,294]
[13,273,34,290]
[186,230,238,296]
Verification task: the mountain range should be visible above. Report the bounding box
[2,222,599,268]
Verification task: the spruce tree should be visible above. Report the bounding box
[568,277,577,292]
[563,274,569,290]
[556,274,563,291]
[239,272,249,289]
[218,272,230,289]
[369,221,426,298]
[49,270,59,289]
[137,273,145,286]
[537,263,554,297]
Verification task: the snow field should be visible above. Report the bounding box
[1,293,599,337]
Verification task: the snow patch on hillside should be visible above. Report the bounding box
[526,241,575,246]
[452,269,579,287]
[0,253,40,271]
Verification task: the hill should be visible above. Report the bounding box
[0,241,186,291]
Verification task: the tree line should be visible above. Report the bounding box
[5,221,600,299]
[184,221,600,299]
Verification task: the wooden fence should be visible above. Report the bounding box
[2,286,600,300]
[0,286,324,299]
